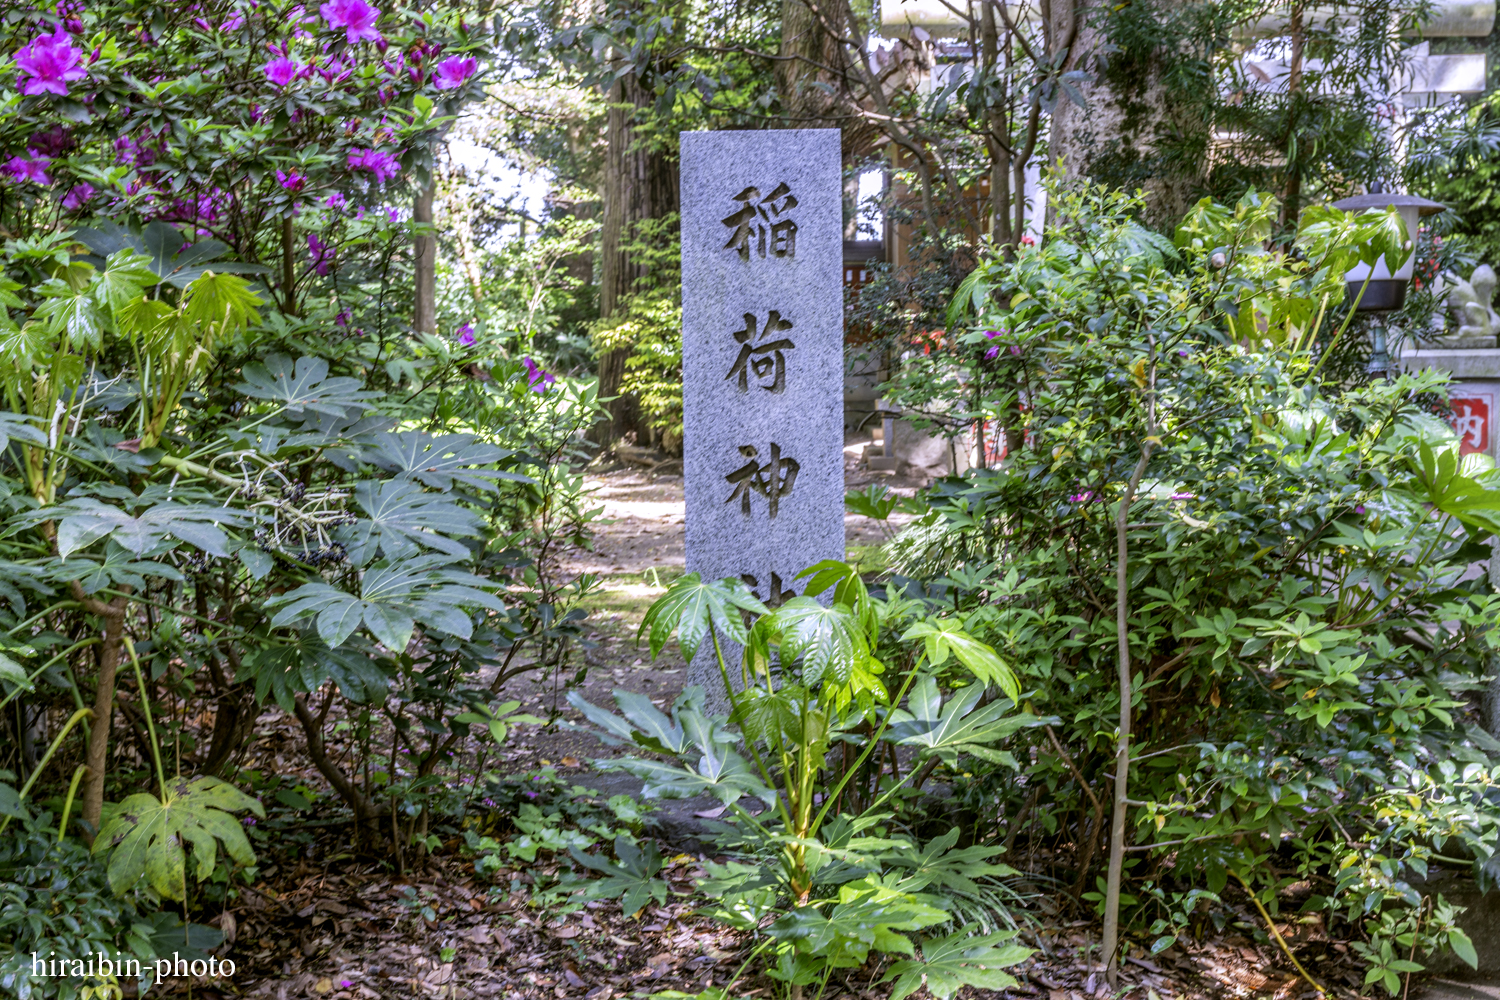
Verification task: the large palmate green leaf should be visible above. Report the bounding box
[56,542,186,595]
[234,354,380,416]
[0,411,46,452]
[882,928,1032,1000]
[75,220,271,287]
[798,558,877,637]
[770,880,949,971]
[570,835,669,916]
[361,430,528,491]
[93,776,265,900]
[569,687,776,806]
[35,497,243,558]
[239,630,391,710]
[888,676,1052,767]
[1406,441,1500,533]
[901,619,1020,701]
[265,557,505,651]
[340,480,483,564]
[639,573,769,663]
[767,597,867,688]
[883,827,1018,897]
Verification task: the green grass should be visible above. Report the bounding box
[846,543,892,577]
[577,566,687,624]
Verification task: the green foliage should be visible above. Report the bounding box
[0,813,220,1000]
[906,179,1500,974]
[567,563,1040,988]
[882,928,1031,1000]
[570,834,670,916]
[94,776,264,900]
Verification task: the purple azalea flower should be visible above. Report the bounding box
[1010,345,1022,356]
[307,233,334,276]
[320,0,383,43]
[984,346,1000,360]
[386,206,399,223]
[27,125,72,157]
[222,12,246,31]
[5,155,51,185]
[277,169,306,193]
[340,981,352,990]
[1068,491,1097,503]
[455,323,475,347]
[325,191,347,210]
[264,56,299,87]
[60,182,94,210]
[431,55,477,90]
[194,17,213,33]
[346,148,400,182]
[984,330,1001,339]
[14,26,87,97]
[1169,493,1197,500]
[522,356,555,393]
[334,309,351,327]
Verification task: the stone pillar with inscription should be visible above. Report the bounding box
[679,128,846,708]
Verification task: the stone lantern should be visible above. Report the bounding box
[1331,184,1445,372]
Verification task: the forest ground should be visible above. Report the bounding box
[158,451,1483,1000]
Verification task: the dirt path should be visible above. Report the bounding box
[495,454,921,771]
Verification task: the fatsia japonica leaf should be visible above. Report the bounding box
[93,776,264,901]
[361,430,528,491]
[340,480,483,564]
[798,559,877,638]
[233,354,380,416]
[638,573,769,663]
[882,928,1032,1000]
[1407,441,1500,533]
[238,631,389,711]
[882,827,1018,897]
[56,543,185,595]
[888,676,1053,766]
[569,835,669,917]
[0,411,45,452]
[901,619,1020,702]
[770,881,949,970]
[34,497,243,558]
[570,687,775,806]
[0,560,51,615]
[265,557,505,651]
[75,221,271,287]
[768,597,868,687]
[32,274,107,349]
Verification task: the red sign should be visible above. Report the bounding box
[1451,396,1491,455]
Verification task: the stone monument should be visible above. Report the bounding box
[679,129,846,705]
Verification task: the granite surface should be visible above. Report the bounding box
[679,128,845,705]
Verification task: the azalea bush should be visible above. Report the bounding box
[0,5,627,995]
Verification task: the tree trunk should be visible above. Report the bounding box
[281,215,297,316]
[413,181,437,335]
[77,589,130,842]
[1048,0,1209,226]
[595,70,679,445]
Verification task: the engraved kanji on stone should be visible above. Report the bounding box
[724,443,799,518]
[725,310,795,393]
[721,182,799,261]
